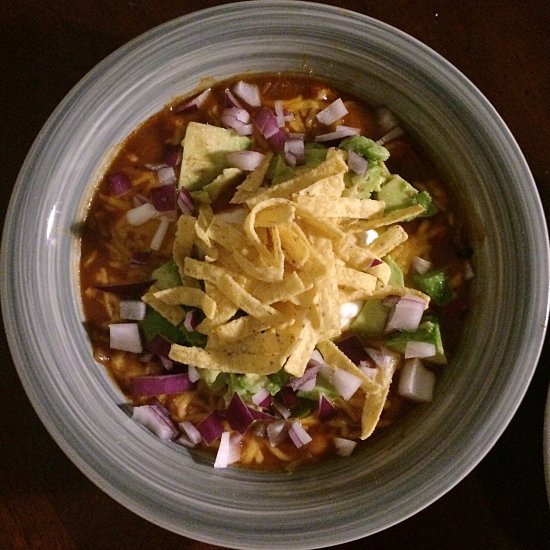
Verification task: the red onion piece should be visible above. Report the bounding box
[412,256,432,274]
[157,166,177,187]
[272,400,291,419]
[132,404,178,440]
[253,107,280,139]
[336,334,369,365]
[224,87,243,108]
[129,372,193,396]
[252,387,271,407]
[274,100,285,127]
[333,437,358,457]
[175,87,211,113]
[284,136,305,167]
[164,144,182,167]
[176,420,202,448]
[119,300,146,321]
[96,280,154,298]
[376,126,404,145]
[146,334,173,359]
[404,340,436,359]
[232,80,261,107]
[347,149,368,176]
[317,395,335,421]
[366,347,399,370]
[177,187,196,215]
[288,421,312,448]
[109,323,142,353]
[150,184,176,212]
[226,392,255,434]
[397,358,435,402]
[370,258,383,267]
[196,412,225,444]
[278,386,300,408]
[214,431,242,468]
[314,126,361,142]
[130,251,152,266]
[385,295,425,333]
[290,364,321,391]
[226,150,265,171]
[126,202,158,226]
[108,173,132,196]
[268,128,289,152]
[183,309,199,332]
[221,107,253,136]
[316,98,348,125]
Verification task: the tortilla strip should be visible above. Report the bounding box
[292,173,346,198]
[283,321,317,377]
[153,286,217,319]
[294,196,384,219]
[343,203,426,231]
[230,151,274,204]
[367,225,408,257]
[142,284,186,325]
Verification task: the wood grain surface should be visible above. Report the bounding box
[1,1,549,549]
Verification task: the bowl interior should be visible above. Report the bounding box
[2,2,548,548]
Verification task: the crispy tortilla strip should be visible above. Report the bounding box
[173,215,198,285]
[294,196,384,219]
[292,173,346,198]
[254,202,296,227]
[336,265,377,294]
[361,355,398,439]
[208,315,268,343]
[367,225,408,257]
[206,217,250,252]
[278,223,311,268]
[344,203,426,231]
[370,285,430,307]
[153,286,217,319]
[195,281,238,333]
[293,204,346,241]
[333,236,376,271]
[230,151,274,204]
[283,321,317,377]
[169,344,288,375]
[245,271,307,304]
[245,153,348,207]
[207,327,295,358]
[368,261,392,287]
[316,340,379,394]
[142,284,185,325]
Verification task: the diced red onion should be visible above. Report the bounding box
[187,365,201,383]
[375,105,399,131]
[359,364,378,379]
[385,295,425,333]
[129,372,193,396]
[119,299,146,321]
[376,126,404,145]
[253,107,280,139]
[398,358,435,402]
[132,404,178,440]
[404,340,436,359]
[221,107,253,135]
[226,150,265,171]
[412,256,432,274]
[252,387,271,407]
[150,216,171,251]
[177,187,196,215]
[183,309,199,332]
[314,126,361,142]
[214,431,242,468]
[224,87,243,108]
[366,347,398,370]
[226,392,256,434]
[278,386,300,408]
[176,420,203,448]
[370,258,383,267]
[130,251,152,266]
[336,334,369,365]
[267,419,290,446]
[290,364,321,391]
[159,356,174,372]
[284,136,305,167]
[108,173,132,196]
[196,412,225,444]
[268,128,289,152]
[109,323,142,353]
[157,166,177,187]
[164,144,182,167]
[347,150,368,176]
[248,407,275,421]
[317,394,335,421]
[331,368,363,401]
[146,334,172,359]
[232,80,261,107]
[272,400,291,419]
[175,87,212,113]
[96,280,154,298]
[316,98,348,125]
[126,202,158,226]
[288,421,312,448]
[150,184,176,212]
[308,349,329,369]
[274,100,286,128]
[333,437,357,457]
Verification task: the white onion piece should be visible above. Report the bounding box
[119,300,146,321]
[365,347,399,370]
[187,365,201,383]
[376,126,404,145]
[214,432,242,468]
[288,421,312,448]
[179,420,203,446]
[332,368,363,401]
[274,100,286,127]
[404,340,436,359]
[232,80,261,107]
[157,165,177,186]
[221,107,253,135]
[132,405,178,440]
[227,150,265,171]
[333,437,358,457]
[316,97,348,125]
[412,255,432,274]
[375,105,399,131]
[385,295,426,333]
[314,125,360,142]
[175,87,211,112]
[150,216,171,251]
[252,387,271,406]
[267,419,290,447]
[109,323,142,353]
[284,136,305,166]
[398,358,436,402]
[347,149,368,176]
[126,202,158,226]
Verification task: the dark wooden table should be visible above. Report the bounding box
[1,1,549,548]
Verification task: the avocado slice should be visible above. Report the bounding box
[178,122,251,191]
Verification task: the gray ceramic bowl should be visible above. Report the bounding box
[2,2,549,548]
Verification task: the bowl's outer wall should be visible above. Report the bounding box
[2,2,549,549]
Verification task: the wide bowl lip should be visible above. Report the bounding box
[2,1,549,547]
